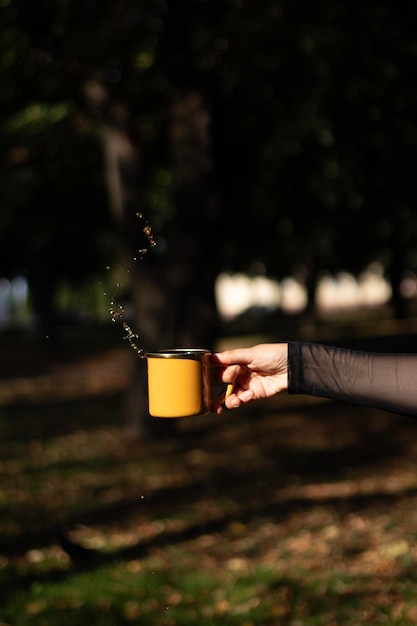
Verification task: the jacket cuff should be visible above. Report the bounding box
[288,341,304,394]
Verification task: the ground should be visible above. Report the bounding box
[2,323,417,625]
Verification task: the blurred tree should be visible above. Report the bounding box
[0,0,114,331]
[211,0,417,315]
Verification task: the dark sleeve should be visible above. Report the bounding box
[288,341,417,417]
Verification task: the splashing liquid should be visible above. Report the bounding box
[108,212,157,358]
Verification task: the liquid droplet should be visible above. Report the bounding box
[122,322,145,358]
[109,303,125,322]
[106,210,156,358]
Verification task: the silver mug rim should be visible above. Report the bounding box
[145,348,211,359]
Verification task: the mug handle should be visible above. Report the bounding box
[210,362,234,404]
[215,383,234,404]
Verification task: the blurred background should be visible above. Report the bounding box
[3,2,417,624]
[2,0,417,436]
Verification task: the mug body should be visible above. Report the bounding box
[146,349,211,418]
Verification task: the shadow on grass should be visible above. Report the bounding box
[0,394,123,444]
[2,399,417,611]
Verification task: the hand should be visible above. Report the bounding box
[211,343,289,412]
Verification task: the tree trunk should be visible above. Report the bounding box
[86,79,221,439]
[126,89,221,439]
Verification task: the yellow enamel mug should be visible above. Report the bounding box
[146,349,233,418]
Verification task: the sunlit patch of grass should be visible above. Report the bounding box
[3,552,417,626]
[0,552,289,625]
[2,558,261,626]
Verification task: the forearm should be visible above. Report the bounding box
[288,342,417,417]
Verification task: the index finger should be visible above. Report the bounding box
[212,348,253,366]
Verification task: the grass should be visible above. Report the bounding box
[2,326,417,624]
